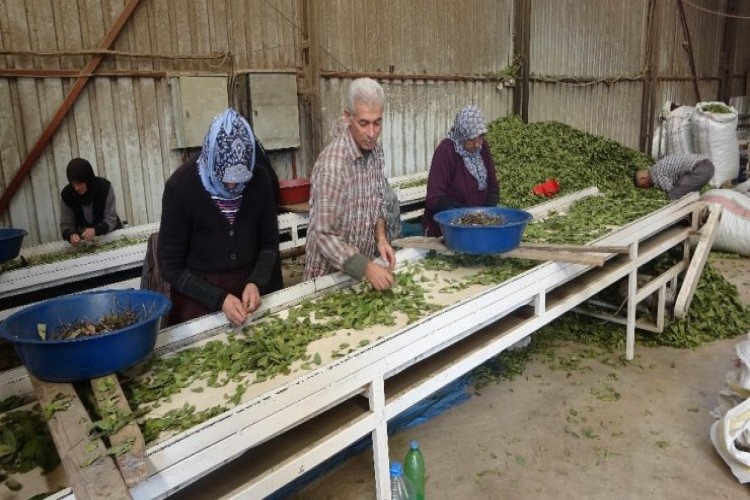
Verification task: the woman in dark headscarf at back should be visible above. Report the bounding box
[157,108,281,326]
[60,158,123,245]
[422,105,500,237]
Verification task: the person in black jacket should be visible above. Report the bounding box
[157,108,281,326]
[60,158,123,245]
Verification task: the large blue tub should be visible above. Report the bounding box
[0,289,171,382]
[0,228,27,264]
[434,207,533,255]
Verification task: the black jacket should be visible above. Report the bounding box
[60,177,122,240]
[157,160,280,312]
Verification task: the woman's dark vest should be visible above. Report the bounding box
[61,177,122,232]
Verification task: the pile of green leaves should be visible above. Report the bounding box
[523,193,667,245]
[486,116,656,208]
[471,116,750,386]
[702,103,732,114]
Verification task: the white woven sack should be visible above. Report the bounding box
[663,102,694,156]
[711,395,750,483]
[691,101,739,186]
[651,123,667,160]
[701,189,750,256]
[734,179,750,196]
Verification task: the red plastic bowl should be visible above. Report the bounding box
[279,178,311,205]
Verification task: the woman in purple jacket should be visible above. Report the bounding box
[422,105,500,237]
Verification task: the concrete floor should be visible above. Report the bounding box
[289,255,750,499]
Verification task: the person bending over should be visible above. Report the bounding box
[634,154,714,200]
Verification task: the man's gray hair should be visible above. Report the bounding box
[346,78,385,113]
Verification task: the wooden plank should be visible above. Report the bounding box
[391,236,448,252]
[392,236,625,255]
[517,242,629,254]
[503,247,606,266]
[36,1,71,244]
[0,79,33,236]
[390,237,608,266]
[116,79,148,225]
[130,4,163,222]
[91,374,147,487]
[674,203,722,319]
[29,376,131,499]
[173,0,191,71]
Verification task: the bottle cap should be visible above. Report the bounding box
[410,440,419,450]
[390,461,403,476]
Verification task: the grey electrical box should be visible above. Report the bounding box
[170,76,229,148]
[248,73,300,149]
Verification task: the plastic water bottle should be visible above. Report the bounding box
[403,440,426,500]
[390,460,416,500]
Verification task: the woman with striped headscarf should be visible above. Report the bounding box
[158,108,281,326]
[422,105,500,237]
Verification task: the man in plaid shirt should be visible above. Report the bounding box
[304,78,397,290]
[634,154,715,200]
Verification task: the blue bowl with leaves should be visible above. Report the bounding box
[434,207,533,255]
[0,228,27,264]
[0,289,171,382]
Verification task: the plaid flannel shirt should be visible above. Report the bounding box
[650,154,709,193]
[304,121,388,280]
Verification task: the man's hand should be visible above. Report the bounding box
[69,233,82,246]
[377,238,397,271]
[364,261,394,290]
[241,283,262,314]
[81,228,95,241]
[222,294,248,325]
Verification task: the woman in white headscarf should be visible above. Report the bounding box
[422,105,500,237]
[158,108,281,326]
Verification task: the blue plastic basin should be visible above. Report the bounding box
[0,289,171,382]
[0,228,27,264]
[434,207,533,255]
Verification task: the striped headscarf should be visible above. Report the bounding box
[447,105,489,191]
[197,109,256,200]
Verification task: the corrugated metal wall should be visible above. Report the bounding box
[654,0,724,106]
[315,0,515,177]
[0,0,303,244]
[1,0,749,245]
[528,0,649,147]
[317,0,512,75]
[731,1,750,96]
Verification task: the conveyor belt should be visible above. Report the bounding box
[0,177,429,301]
[0,193,714,499]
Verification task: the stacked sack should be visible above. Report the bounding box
[702,181,750,256]
[661,101,739,187]
[711,336,750,483]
